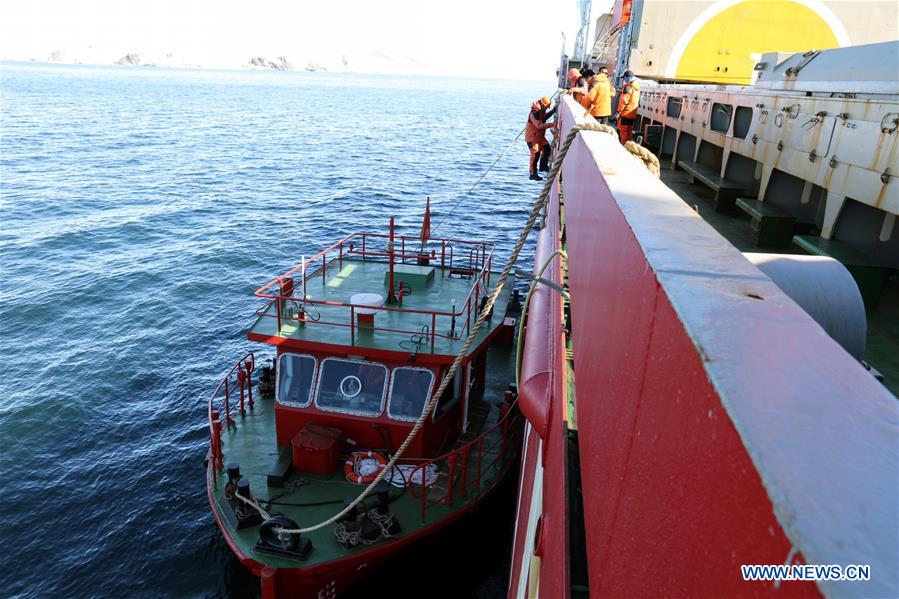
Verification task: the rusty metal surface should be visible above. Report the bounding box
[637,43,899,246]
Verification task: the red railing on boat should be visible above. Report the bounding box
[407,403,522,521]
[253,232,495,353]
[206,352,521,514]
[207,352,255,483]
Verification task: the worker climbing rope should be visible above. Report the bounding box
[524,95,558,181]
[229,119,660,545]
[431,89,561,233]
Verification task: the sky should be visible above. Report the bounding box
[0,0,613,80]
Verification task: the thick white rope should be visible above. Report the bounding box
[237,120,652,535]
[576,105,661,177]
[624,140,661,177]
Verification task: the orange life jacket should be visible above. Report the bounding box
[588,74,615,117]
[525,101,552,144]
[617,79,640,120]
[577,87,591,110]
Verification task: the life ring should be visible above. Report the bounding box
[344,450,387,485]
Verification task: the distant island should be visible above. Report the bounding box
[15,48,430,75]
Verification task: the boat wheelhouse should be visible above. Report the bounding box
[206,221,522,598]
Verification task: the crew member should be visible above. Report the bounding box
[586,66,615,124]
[524,96,558,181]
[576,69,595,110]
[615,70,641,144]
[566,68,589,108]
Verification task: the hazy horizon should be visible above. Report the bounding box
[0,0,614,80]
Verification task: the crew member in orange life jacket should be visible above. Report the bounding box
[524,96,558,181]
[615,70,641,144]
[586,66,615,124]
[566,68,589,107]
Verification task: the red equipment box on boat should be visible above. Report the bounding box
[291,423,344,475]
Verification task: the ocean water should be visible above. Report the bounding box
[0,63,549,597]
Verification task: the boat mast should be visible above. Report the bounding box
[387,216,397,304]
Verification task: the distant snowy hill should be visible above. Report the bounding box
[13,47,435,76]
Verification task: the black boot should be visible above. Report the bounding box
[538,150,551,172]
[529,173,543,181]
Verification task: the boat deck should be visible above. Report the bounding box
[209,345,517,570]
[662,168,899,397]
[249,257,511,358]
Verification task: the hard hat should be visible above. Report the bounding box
[567,68,580,81]
[540,96,551,107]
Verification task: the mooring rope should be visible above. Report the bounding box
[577,106,661,177]
[235,119,658,535]
[624,140,661,177]
[431,90,561,235]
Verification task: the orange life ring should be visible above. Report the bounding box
[344,450,387,485]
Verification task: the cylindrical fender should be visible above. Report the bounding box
[518,227,559,439]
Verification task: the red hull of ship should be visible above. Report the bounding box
[508,96,898,598]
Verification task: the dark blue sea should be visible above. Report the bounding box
[0,62,549,598]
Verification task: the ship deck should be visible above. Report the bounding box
[209,344,517,570]
[662,168,899,397]
[248,257,510,358]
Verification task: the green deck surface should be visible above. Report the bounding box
[662,168,899,397]
[211,345,518,569]
[249,257,510,357]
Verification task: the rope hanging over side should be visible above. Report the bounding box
[236,120,660,536]
[265,122,609,536]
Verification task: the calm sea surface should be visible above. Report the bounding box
[0,62,550,598]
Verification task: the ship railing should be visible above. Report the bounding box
[207,351,256,484]
[253,232,496,352]
[406,403,522,521]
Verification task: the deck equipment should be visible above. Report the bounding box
[205,214,526,597]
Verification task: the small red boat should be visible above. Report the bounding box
[205,215,523,598]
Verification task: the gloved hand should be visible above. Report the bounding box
[613,112,619,120]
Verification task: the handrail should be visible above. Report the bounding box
[207,351,255,484]
[407,402,522,520]
[251,231,497,352]
[255,232,493,296]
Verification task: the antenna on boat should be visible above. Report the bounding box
[386,216,398,305]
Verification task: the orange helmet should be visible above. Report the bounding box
[540,96,551,108]
[567,68,580,82]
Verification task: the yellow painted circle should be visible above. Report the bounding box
[676,0,840,84]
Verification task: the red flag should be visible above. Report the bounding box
[420,197,431,243]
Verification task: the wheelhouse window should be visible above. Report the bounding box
[388,367,435,421]
[277,354,317,407]
[315,358,387,416]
